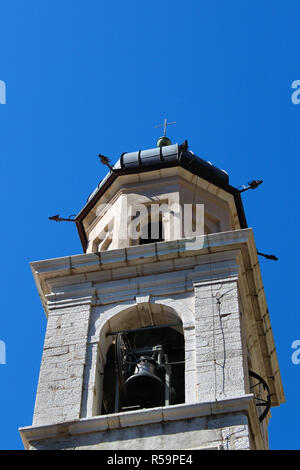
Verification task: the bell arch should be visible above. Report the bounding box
[84,300,195,418]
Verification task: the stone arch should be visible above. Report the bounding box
[82,298,195,418]
[128,199,167,246]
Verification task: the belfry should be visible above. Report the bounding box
[19,132,285,450]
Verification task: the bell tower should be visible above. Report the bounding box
[19,135,285,450]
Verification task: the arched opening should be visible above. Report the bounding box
[139,219,164,245]
[100,306,184,414]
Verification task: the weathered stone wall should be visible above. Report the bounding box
[33,304,91,425]
[194,279,248,402]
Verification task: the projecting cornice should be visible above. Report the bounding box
[31,230,247,312]
[19,394,254,450]
[31,229,250,284]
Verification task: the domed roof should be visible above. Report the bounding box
[75,141,247,251]
[119,143,229,184]
[87,142,229,203]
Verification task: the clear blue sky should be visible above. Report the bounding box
[0,0,299,450]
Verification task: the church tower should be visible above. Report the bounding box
[19,133,285,450]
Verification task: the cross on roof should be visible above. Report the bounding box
[155,118,176,136]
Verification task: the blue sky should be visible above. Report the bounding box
[0,0,299,450]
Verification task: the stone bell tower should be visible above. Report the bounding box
[19,134,284,450]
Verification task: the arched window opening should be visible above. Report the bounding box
[102,325,184,414]
[139,220,164,245]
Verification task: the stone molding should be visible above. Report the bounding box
[19,394,253,450]
[31,230,252,314]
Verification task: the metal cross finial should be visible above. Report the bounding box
[155,118,176,136]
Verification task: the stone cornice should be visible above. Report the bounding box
[31,231,248,315]
[31,229,252,295]
[19,394,253,450]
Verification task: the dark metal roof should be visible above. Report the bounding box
[119,143,229,184]
[75,142,247,251]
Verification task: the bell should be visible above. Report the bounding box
[125,356,165,407]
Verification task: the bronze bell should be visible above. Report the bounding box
[125,356,165,407]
